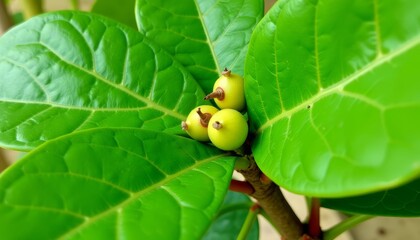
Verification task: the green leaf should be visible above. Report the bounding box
[0,128,235,239]
[91,0,137,29]
[321,178,420,217]
[245,0,420,197]
[135,0,263,93]
[0,11,206,151]
[204,191,259,240]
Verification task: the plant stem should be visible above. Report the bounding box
[259,172,272,184]
[307,198,322,239]
[236,204,261,240]
[237,157,304,239]
[229,179,255,195]
[259,208,282,233]
[21,0,43,19]
[323,215,373,240]
[0,0,14,33]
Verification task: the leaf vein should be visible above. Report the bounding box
[3,203,87,219]
[257,35,420,132]
[373,0,383,57]
[36,42,186,120]
[314,3,322,89]
[2,58,52,102]
[119,32,130,86]
[57,153,231,239]
[0,99,150,111]
[193,0,221,73]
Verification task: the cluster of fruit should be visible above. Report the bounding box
[181,68,248,151]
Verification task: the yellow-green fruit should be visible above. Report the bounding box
[181,105,219,141]
[205,69,245,111]
[208,109,248,151]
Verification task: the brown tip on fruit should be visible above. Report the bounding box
[196,108,212,127]
[222,67,231,77]
[212,121,223,130]
[181,121,188,130]
[204,87,225,101]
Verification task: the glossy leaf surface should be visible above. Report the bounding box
[322,178,420,216]
[204,191,259,240]
[0,11,206,150]
[0,128,235,239]
[245,0,420,197]
[135,0,263,93]
[91,0,137,29]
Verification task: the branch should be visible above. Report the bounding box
[237,156,304,239]
[0,0,14,33]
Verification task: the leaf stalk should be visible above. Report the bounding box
[307,198,322,239]
[236,203,261,240]
[323,214,373,240]
[237,156,304,239]
[229,179,255,195]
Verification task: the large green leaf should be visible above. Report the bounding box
[91,0,137,29]
[0,128,235,239]
[245,0,420,197]
[135,0,263,93]
[0,11,206,151]
[204,191,259,240]
[321,178,420,216]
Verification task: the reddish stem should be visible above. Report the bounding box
[259,172,272,185]
[250,203,261,212]
[229,179,255,195]
[308,198,322,239]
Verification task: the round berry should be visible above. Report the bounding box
[208,109,248,150]
[204,68,245,111]
[181,105,219,141]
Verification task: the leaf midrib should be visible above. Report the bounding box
[193,0,221,73]
[43,41,186,120]
[0,98,152,111]
[58,150,231,239]
[257,35,420,133]
[9,42,187,120]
